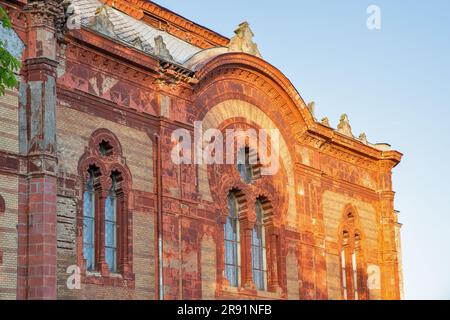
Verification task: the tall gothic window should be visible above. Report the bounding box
[224,193,241,287]
[83,168,96,272]
[352,250,359,300]
[340,249,348,300]
[340,238,360,300]
[340,209,365,300]
[105,173,118,273]
[252,200,267,291]
[79,129,134,286]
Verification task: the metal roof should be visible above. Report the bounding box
[71,0,203,64]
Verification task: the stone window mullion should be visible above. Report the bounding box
[240,217,255,289]
[97,188,109,275]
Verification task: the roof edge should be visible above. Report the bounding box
[98,0,230,49]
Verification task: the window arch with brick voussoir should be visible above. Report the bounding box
[338,205,368,300]
[77,129,135,287]
[211,142,288,298]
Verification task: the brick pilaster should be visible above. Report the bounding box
[16,0,64,300]
[26,175,57,299]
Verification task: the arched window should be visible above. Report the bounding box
[252,199,267,291]
[339,208,365,300]
[224,193,240,287]
[105,173,118,273]
[78,129,134,285]
[353,232,362,300]
[83,167,96,272]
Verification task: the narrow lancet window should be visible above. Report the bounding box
[105,174,118,273]
[83,169,96,271]
[224,193,240,287]
[252,200,267,291]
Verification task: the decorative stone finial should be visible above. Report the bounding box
[337,114,353,137]
[88,5,116,38]
[321,117,330,127]
[307,101,316,118]
[359,133,368,144]
[154,35,174,61]
[228,22,262,58]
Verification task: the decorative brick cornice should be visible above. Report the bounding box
[64,30,196,100]
[65,32,160,83]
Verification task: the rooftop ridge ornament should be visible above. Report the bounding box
[321,117,331,127]
[228,22,262,58]
[154,35,174,62]
[307,101,316,119]
[337,113,354,137]
[88,5,116,38]
[359,133,368,145]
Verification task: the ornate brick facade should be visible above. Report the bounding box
[0,0,403,300]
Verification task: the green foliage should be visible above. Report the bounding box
[0,5,21,96]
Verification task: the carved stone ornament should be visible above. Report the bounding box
[337,113,353,137]
[228,22,262,58]
[87,5,116,38]
[359,133,368,145]
[307,101,316,119]
[321,117,331,127]
[154,35,174,61]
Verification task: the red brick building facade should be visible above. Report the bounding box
[0,0,403,300]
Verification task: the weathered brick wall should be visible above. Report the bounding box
[55,103,155,300]
[0,174,18,300]
[286,249,300,300]
[0,88,19,300]
[200,234,216,300]
[0,89,19,154]
[325,253,341,300]
[56,102,154,192]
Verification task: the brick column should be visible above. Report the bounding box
[16,0,64,300]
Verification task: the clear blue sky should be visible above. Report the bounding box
[157,0,450,299]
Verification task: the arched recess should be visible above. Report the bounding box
[192,52,318,229]
[76,128,135,283]
[198,100,297,227]
[338,205,368,300]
